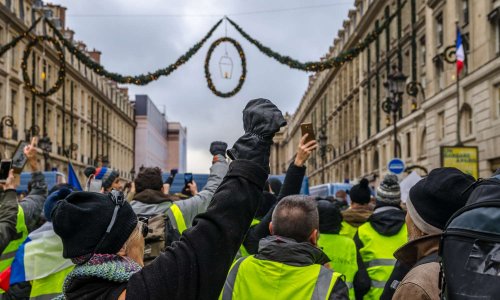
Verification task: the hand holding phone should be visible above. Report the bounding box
[184,173,193,185]
[12,141,30,173]
[300,123,316,144]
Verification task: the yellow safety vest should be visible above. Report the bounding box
[339,221,359,239]
[167,203,187,233]
[237,219,261,258]
[220,256,342,300]
[357,222,407,300]
[0,206,28,293]
[30,266,74,300]
[318,233,358,300]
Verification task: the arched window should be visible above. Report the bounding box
[461,104,473,138]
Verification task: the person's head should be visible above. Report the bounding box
[375,174,401,207]
[270,195,319,245]
[335,190,347,201]
[134,167,163,193]
[350,178,371,206]
[86,167,120,192]
[317,200,343,234]
[406,167,475,241]
[52,191,145,266]
[265,178,282,195]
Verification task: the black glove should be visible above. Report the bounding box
[227,98,286,173]
[210,141,228,157]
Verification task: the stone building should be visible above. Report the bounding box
[271,0,500,186]
[0,1,136,182]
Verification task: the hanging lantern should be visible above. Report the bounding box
[219,52,233,79]
[41,71,46,80]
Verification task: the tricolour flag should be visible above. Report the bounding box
[456,26,465,76]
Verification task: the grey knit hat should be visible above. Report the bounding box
[376,174,401,204]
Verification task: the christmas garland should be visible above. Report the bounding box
[0,17,41,58]
[225,0,406,72]
[21,36,66,97]
[204,37,247,98]
[45,18,223,85]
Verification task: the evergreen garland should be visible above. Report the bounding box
[0,17,41,57]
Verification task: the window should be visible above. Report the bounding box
[419,129,427,158]
[462,0,469,26]
[497,86,500,118]
[437,111,445,140]
[436,13,444,47]
[461,104,473,137]
[406,132,412,158]
[420,36,426,66]
[19,0,25,21]
[435,59,444,90]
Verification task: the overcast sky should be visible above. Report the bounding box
[51,0,353,173]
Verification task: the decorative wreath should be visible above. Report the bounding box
[22,36,66,97]
[204,37,247,98]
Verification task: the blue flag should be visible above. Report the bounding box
[68,161,82,191]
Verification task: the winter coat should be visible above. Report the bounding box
[353,205,406,300]
[61,159,267,300]
[392,234,441,300]
[342,208,372,228]
[242,161,306,254]
[0,189,19,253]
[18,171,47,232]
[130,155,228,228]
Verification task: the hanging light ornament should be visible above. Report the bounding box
[219,51,233,79]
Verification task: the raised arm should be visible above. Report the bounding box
[0,170,19,253]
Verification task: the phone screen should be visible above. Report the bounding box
[184,173,193,185]
[0,160,12,181]
[11,141,30,173]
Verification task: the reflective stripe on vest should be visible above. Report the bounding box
[237,219,261,259]
[221,256,342,300]
[0,206,28,271]
[166,204,187,233]
[357,221,407,300]
[30,266,74,300]
[318,233,358,300]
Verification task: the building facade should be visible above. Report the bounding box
[166,121,187,173]
[271,0,500,186]
[0,0,136,182]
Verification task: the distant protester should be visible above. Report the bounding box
[340,178,373,238]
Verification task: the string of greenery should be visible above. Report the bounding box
[0,17,42,57]
[225,0,407,72]
[45,18,223,85]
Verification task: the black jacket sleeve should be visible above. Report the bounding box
[242,162,306,254]
[0,189,19,253]
[353,232,371,300]
[380,260,411,300]
[126,160,267,300]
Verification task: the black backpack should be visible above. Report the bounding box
[439,174,500,300]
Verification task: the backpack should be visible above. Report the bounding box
[439,174,500,300]
[138,211,181,265]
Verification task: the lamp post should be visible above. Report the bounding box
[382,65,408,158]
[38,135,52,171]
[130,168,136,181]
[318,129,334,184]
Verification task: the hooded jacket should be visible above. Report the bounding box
[19,171,47,232]
[342,208,372,228]
[130,155,228,228]
[353,205,406,299]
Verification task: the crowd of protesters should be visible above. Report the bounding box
[0,98,499,300]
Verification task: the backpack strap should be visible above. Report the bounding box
[414,252,439,268]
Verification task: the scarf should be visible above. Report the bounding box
[54,254,142,300]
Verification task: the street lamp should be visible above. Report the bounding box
[383,65,407,158]
[38,135,52,171]
[318,129,334,183]
[130,168,136,180]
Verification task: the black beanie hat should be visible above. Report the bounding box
[408,167,475,234]
[317,200,343,234]
[267,178,283,195]
[350,178,371,204]
[52,191,138,260]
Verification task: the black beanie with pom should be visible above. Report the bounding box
[350,178,371,204]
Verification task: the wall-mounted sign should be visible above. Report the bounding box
[441,146,479,179]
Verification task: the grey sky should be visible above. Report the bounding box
[51,0,353,173]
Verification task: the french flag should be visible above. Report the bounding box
[456,26,465,76]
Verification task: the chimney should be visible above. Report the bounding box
[46,4,67,28]
[88,49,102,64]
[63,28,75,41]
[76,41,87,52]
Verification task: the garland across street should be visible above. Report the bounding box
[1,3,406,97]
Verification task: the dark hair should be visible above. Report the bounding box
[84,167,96,178]
[49,183,74,195]
[317,200,343,234]
[271,195,318,243]
[266,178,282,195]
[134,167,163,193]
